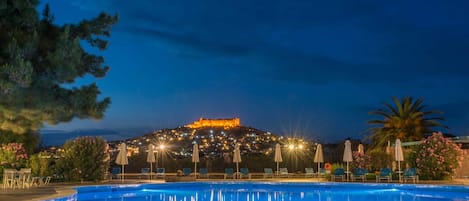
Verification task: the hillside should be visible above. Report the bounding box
[110,125,288,158]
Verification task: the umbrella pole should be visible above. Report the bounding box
[195,162,197,179]
[121,164,124,182]
[150,163,152,180]
[318,163,320,174]
[276,162,279,176]
[346,162,349,181]
[236,162,239,179]
[398,161,401,182]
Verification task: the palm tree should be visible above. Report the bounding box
[367,97,446,150]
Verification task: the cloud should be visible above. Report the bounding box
[62,0,469,91]
[120,0,469,85]
[67,0,116,12]
[434,100,469,120]
[119,26,253,58]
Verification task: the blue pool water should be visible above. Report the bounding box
[45,182,469,201]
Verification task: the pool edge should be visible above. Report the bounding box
[31,186,76,201]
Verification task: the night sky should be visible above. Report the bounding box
[40,0,469,145]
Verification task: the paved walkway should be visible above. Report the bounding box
[1,178,468,201]
[0,185,59,201]
[0,179,166,201]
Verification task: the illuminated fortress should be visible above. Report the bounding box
[186,117,241,129]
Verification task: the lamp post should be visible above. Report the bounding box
[159,144,166,169]
[155,149,158,169]
[288,143,303,172]
[286,142,305,173]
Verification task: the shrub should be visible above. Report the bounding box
[325,163,343,180]
[28,151,54,176]
[415,132,464,180]
[55,136,109,182]
[0,143,28,173]
[367,149,392,171]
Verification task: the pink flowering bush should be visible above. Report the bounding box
[352,151,371,169]
[415,132,464,180]
[0,143,28,171]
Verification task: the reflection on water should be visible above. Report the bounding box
[52,183,468,201]
[82,188,458,201]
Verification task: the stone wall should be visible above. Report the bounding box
[455,149,469,178]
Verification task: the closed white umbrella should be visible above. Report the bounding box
[357,144,364,154]
[314,144,324,173]
[395,139,404,182]
[192,144,200,177]
[386,140,392,154]
[115,143,128,181]
[233,144,242,177]
[147,144,156,180]
[274,143,283,175]
[343,140,353,180]
[386,140,393,169]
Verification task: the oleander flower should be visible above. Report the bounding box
[415,132,464,180]
[0,143,28,170]
[352,151,371,169]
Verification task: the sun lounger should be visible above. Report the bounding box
[183,168,192,176]
[263,168,274,178]
[279,168,290,178]
[156,168,166,179]
[198,168,208,179]
[111,167,121,179]
[376,168,392,182]
[140,168,150,179]
[224,168,234,179]
[403,168,419,183]
[199,168,209,179]
[305,168,315,178]
[331,168,345,181]
[351,168,367,182]
[317,168,326,177]
[240,168,251,179]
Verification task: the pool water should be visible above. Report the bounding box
[45,182,469,201]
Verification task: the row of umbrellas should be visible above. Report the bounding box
[115,143,201,181]
[276,139,403,176]
[115,142,243,180]
[337,139,404,176]
[115,139,404,180]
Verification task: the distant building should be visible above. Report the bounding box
[186,117,241,129]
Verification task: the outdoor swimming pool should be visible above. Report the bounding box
[44,182,469,201]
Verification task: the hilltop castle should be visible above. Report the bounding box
[186,117,241,129]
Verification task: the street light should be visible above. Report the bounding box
[286,143,305,172]
[159,144,166,169]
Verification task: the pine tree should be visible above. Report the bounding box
[0,0,118,135]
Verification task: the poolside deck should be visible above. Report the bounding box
[1,177,468,201]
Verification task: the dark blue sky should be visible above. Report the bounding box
[40,0,469,144]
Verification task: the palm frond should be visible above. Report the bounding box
[369,109,393,118]
[368,120,386,124]
[366,96,446,147]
